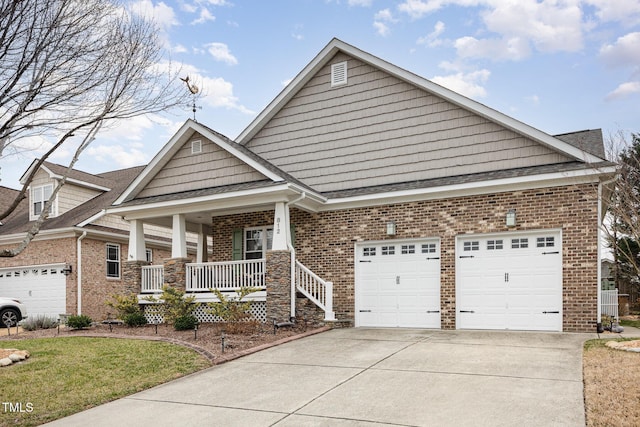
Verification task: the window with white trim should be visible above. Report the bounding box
[146,249,153,263]
[31,184,55,219]
[401,244,415,254]
[245,227,273,260]
[381,246,395,255]
[511,238,529,249]
[106,243,120,278]
[463,241,480,251]
[537,237,555,248]
[363,247,376,257]
[422,243,437,253]
[487,240,503,250]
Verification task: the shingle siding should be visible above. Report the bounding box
[246,53,571,192]
[138,132,267,199]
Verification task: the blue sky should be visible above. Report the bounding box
[2,0,639,189]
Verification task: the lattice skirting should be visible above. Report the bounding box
[143,301,267,324]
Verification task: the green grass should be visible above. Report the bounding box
[0,337,211,426]
[620,318,640,328]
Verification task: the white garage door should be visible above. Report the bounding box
[356,239,441,328]
[0,264,67,319]
[457,231,562,331]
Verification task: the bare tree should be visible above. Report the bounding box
[0,0,188,256]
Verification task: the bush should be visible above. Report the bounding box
[106,293,144,319]
[144,286,199,330]
[123,312,148,327]
[207,287,259,333]
[174,314,198,331]
[21,315,59,331]
[66,314,93,329]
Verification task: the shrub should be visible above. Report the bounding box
[106,293,144,319]
[144,286,199,330]
[21,315,59,331]
[122,312,148,327]
[207,287,259,333]
[66,314,93,329]
[174,314,198,331]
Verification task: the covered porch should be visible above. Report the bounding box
[110,185,335,323]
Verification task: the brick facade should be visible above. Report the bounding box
[0,235,172,321]
[211,183,600,332]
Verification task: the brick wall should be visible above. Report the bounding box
[211,183,600,332]
[0,236,172,321]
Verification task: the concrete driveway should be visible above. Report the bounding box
[45,328,595,427]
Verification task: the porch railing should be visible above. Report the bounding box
[602,289,619,320]
[186,259,266,292]
[295,260,335,321]
[141,265,164,293]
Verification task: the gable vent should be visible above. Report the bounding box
[191,140,202,154]
[331,61,348,87]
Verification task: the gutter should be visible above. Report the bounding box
[286,192,306,318]
[77,231,87,315]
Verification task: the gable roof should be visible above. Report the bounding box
[0,164,145,236]
[237,38,605,165]
[554,129,607,159]
[114,120,290,205]
[20,160,112,191]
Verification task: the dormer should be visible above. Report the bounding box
[20,160,111,221]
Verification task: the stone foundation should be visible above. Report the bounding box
[265,250,291,322]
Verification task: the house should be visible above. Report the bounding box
[109,38,615,332]
[0,161,204,321]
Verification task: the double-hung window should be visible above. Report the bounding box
[106,243,120,278]
[244,227,273,260]
[31,184,54,219]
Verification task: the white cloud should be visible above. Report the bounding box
[348,0,372,6]
[417,21,446,47]
[129,0,178,30]
[204,42,238,65]
[455,36,531,61]
[199,76,255,114]
[398,0,448,19]
[586,0,640,25]
[600,32,640,68]
[525,94,540,106]
[191,7,216,25]
[85,143,149,168]
[606,81,640,101]
[431,68,490,99]
[374,8,398,37]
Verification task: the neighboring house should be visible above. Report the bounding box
[110,38,615,332]
[0,161,204,321]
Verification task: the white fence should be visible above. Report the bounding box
[186,259,266,292]
[602,289,619,319]
[295,260,335,321]
[141,265,164,293]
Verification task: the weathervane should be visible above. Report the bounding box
[181,76,202,121]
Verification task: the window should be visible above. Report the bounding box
[537,237,555,248]
[422,243,437,254]
[331,61,348,86]
[146,249,153,263]
[106,244,120,278]
[401,244,415,254]
[487,240,503,250]
[463,241,479,251]
[511,238,529,249]
[191,140,202,154]
[31,184,54,218]
[244,227,273,260]
[363,247,376,257]
[381,246,395,255]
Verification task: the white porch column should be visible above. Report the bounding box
[171,214,187,258]
[272,202,289,251]
[127,219,147,261]
[196,224,208,263]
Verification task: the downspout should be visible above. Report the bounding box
[598,175,617,330]
[77,231,87,315]
[286,192,306,319]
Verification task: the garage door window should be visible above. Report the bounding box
[511,238,529,249]
[106,244,120,278]
[487,240,503,250]
[422,243,436,253]
[537,237,555,247]
[463,241,479,251]
[381,246,395,255]
[401,244,415,254]
[363,247,376,257]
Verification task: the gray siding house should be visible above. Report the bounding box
[110,39,615,332]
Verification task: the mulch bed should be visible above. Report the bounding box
[0,322,330,364]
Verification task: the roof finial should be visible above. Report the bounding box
[181,76,202,121]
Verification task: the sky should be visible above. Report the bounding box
[1,0,639,189]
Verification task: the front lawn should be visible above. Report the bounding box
[0,337,211,426]
[583,338,640,426]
